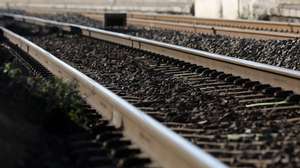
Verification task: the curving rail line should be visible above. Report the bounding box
[2,13,300,167]
[0,15,227,168]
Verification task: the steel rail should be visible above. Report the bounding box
[81,13,300,40]
[3,13,300,94]
[0,26,227,168]
[127,13,300,34]
[127,18,300,40]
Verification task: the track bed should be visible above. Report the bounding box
[6,21,300,168]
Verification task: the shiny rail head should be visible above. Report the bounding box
[0,26,228,168]
[1,13,300,94]
[74,23,300,78]
[128,12,300,34]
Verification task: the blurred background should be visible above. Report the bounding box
[1,0,300,22]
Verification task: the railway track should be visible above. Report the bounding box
[0,32,163,168]
[0,15,224,168]
[2,14,300,167]
[82,13,300,40]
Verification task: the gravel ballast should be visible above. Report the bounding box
[30,13,300,71]
[7,22,300,167]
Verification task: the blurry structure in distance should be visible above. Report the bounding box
[0,0,194,15]
[195,0,300,22]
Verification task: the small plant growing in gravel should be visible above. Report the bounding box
[3,63,22,78]
[2,63,89,128]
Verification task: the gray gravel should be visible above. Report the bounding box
[31,13,300,71]
[133,29,300,70]
[2,10,299,70]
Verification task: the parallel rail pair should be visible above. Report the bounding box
[2,13,300,167]
[0,14,226,168]
[9,13,299,94]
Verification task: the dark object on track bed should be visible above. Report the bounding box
[104,13,127,28]
[9,22,300,168]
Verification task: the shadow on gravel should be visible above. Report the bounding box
[0,42,83,168]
